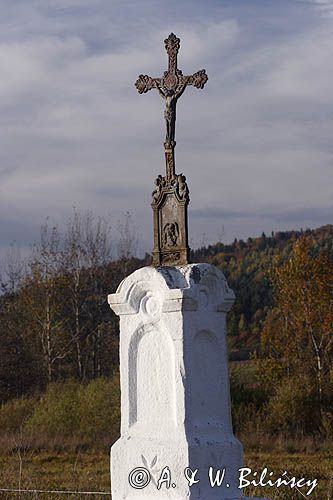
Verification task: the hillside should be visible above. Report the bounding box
[192,224,333,359]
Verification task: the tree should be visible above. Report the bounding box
[238,313,248,340]
[63,209,86,379]
[0,291,39,402]
[0,244,40,401]
[0,242,26,295]
[63,209,114,379]
[117,212,138,266]
[21,222,70,384]
[81,211,113,378]
[259,237,333,425]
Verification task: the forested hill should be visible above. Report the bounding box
[0,223,332,402]
[192,224,333,359]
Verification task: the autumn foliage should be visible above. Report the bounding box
[0,218,332,441]
[259,237,333,435]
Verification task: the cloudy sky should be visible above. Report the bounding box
[0,0,332,257]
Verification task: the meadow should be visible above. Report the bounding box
[0,370,331,499]
[0,449,331,499]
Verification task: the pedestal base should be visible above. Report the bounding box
[111,433,246,499]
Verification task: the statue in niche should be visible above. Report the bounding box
[163,222,179,247]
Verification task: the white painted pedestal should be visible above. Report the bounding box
[108,264,267,499]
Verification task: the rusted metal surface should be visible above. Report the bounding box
[135,33,208,267]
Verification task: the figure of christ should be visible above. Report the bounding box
[157,88,178,145]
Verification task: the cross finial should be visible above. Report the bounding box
[135,33,208,178]
[164,33,180,73]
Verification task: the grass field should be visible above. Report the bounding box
[0,449,331,499]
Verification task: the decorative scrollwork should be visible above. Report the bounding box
[161,251,181,264]
[135,74,160,94]
[151,171,189,205]
[164,33,180,58]
[151,172,189,205]
[165,149,175,179]
[189,69,208,89]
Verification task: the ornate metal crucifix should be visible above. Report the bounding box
[135,33,208,267]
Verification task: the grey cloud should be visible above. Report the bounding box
[192,206,333,224]
[300,0,333,15]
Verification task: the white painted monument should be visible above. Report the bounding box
[108,264,267,499]
[108,34,268,500]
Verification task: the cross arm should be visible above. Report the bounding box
[135,74,162,94]
[185,69,208,89]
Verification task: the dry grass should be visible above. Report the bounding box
[244,450,333,499]
[0,449,331,499]
[0,451,110,499]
